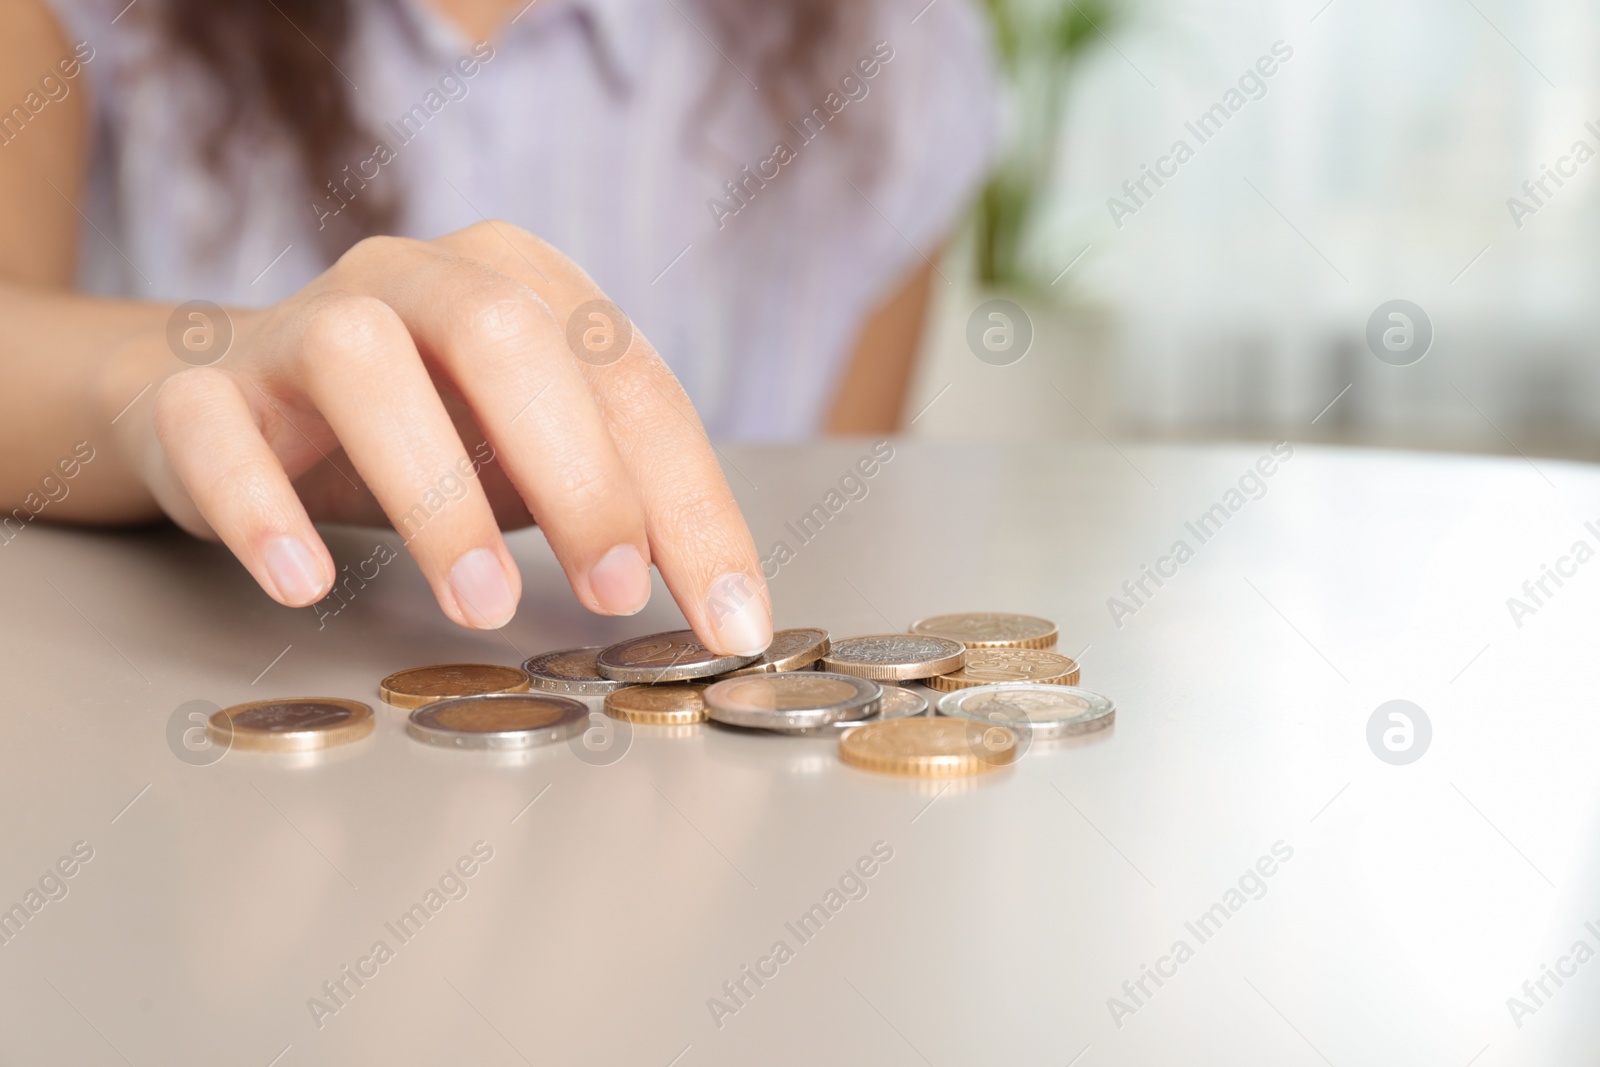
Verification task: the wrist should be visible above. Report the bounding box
[90,330,182,520]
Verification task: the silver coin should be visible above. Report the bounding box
[820,634,967,681]
[779,682,928,735]
[703,672,882,730]
[522,646,629,696]
[405,693,588,750]
[936,684,1114,740]
[596,630,762,683]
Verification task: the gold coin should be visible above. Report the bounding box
[378,664,530,709]
[604,683,709,725]
[718,627,831,676]
[838,716,1017,777]
[208,698,374,752]
[908,613,1058,650]
[925,648,1080,692]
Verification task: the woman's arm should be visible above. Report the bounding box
[0,2,173,519]
[824,260,937,435]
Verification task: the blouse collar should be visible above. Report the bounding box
[387,0,654,92]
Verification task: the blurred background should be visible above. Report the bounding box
[912,0,1600,461]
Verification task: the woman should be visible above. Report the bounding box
[0,0,995,652]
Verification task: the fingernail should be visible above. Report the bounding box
[450,548,517,628]
[589,544,651,615]
[263,536,326,606]
[705,571,771,656]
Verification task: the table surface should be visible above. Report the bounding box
[1,440,1597,1066]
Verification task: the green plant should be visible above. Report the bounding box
[976,0,1119,292]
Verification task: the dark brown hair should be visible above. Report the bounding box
[157,0,860,258]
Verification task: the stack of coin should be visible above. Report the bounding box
[516,627,938,738]
[228,610,1112,775]
[586,628,789,726]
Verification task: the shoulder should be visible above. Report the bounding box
[34,0,132,54]
[879,0,998,71]
[863,0,1001,198]
[32,0,165,108]
[842,0,1001,282]
[868,0,1000,116]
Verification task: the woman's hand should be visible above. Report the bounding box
[103,221,773,656]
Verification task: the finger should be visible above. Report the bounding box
[432,222,772,655]
[335,236,654,619]
[288,292,522,629]
[151,368,334,607]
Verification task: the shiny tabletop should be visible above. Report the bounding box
[1,441,1596,1066]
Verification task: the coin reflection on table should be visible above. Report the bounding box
[698,720,838,776]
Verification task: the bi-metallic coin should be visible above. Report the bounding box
[208,698,374,752]
[703,672,881,731]
[596,630,761,683]
[908,612,1059,650]
[521,647,629,696]
[936,683,1114,739]
[405,693,588,750]
[821,634,966,682]
[778,682,928,735]
[378,664,529,709]
[717,628,831,676]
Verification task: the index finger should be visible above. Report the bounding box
[435,222,773,657]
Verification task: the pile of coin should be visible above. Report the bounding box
[206,612,1115,777]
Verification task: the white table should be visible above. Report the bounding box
[1,441,1596,1066]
